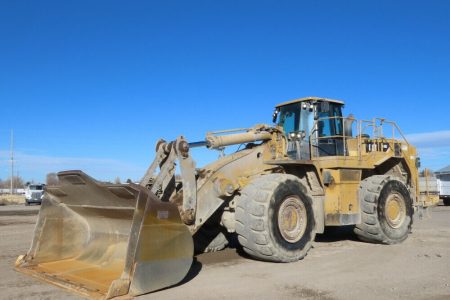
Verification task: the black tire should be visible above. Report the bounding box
[443,198,450,206]
[354,175,413,244]
[235,174,316,262]
[193,225,229,254]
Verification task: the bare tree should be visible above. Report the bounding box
[420,169,434,177]
[46,173,59,186]
[0,176,24,189]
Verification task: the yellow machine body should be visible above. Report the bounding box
[15,96,437,299]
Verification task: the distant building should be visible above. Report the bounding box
[436,166,450,204]
[436,165,450,176]
[0,188,25,195]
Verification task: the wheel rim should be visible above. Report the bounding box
[384,192,406,229]
[277,196,307,243]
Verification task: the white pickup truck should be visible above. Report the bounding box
[24,184,45,206]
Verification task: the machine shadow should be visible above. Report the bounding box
[176,257,203,286]
[314,225,359,243]
[155,257,203,293]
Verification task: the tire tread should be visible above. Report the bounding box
[354,175,412,244]
[235,174,315,262]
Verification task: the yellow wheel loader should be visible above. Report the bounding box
[15,97,438,299]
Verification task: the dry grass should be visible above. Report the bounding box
[0,194,25,205]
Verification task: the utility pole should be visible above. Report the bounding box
[10,129,14,195]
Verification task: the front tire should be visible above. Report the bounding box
[235,174,316,262]
[355,175,413,244]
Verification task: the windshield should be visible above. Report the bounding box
[278,103,300,134]
[277,103,314,138]
[29,185,43,190]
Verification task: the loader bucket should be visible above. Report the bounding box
[15,171,193,299]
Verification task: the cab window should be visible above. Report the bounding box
[317,102,343,137]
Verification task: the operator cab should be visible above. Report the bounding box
[273,97,347,159]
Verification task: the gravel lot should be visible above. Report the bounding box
[1,204,449,300]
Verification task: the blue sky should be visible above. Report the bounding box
[0,0,449,182]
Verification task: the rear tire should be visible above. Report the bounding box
[354,175,413,244]
[235,174,315,262]
[443,198,450,206]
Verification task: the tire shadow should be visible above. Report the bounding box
[233,226,360,261]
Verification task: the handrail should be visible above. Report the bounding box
[306,116,408,159]
[375,118,409,145]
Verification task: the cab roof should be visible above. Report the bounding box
[275,96,345,108]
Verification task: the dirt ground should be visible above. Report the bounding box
[1,204,449,300]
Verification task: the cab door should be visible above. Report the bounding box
[315,102,345,157]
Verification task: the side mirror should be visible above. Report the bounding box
[272,109,279,123]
